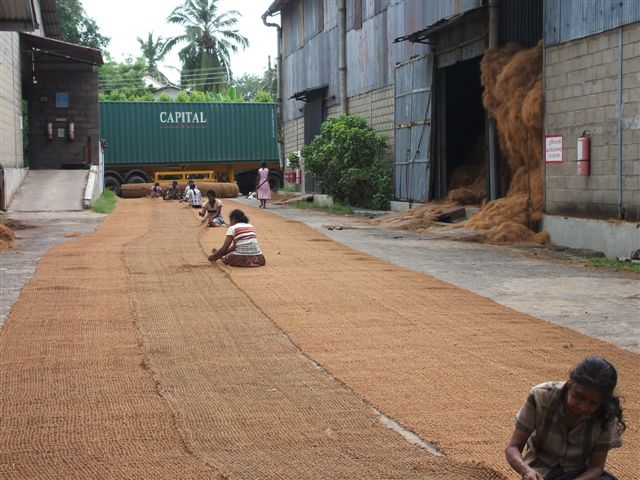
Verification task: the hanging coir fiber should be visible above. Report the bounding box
[466,41,548,243]
[0,220,15,250]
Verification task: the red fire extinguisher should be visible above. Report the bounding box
[47,122,53,140]
[577,131,590,176]
[68,122,75,141]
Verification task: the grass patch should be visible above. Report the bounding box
[293,201,354,215]
[91,189,117,214]
[587,258,640,274]
[279,185,299,193]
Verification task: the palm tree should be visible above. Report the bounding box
[137,32,171,84]
[166,0,249,92]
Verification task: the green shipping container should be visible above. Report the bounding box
[99,102,279,166]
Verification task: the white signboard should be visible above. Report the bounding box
[545,135,563,163]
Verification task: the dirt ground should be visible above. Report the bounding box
[0,198,637,479]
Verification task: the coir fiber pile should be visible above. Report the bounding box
[1,199,503,479]
[200,200,639,479]
[0,220,15,250]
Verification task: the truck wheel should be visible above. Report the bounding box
[104,173,122,195]
[268,172,282,192]
[125,174,147,184]
[124,170,150,184]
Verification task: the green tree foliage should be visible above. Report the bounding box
[167,0,249,93]
[302,115,391,210]
[56,0,110,52]
[98,58,152,101]
[233,67,276,101]
[137,32,171,83]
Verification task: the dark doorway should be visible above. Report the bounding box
[436,56,486,202]
[303,96,326,193]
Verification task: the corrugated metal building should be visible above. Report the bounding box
[265,0,542,202]
[265,0,638,226]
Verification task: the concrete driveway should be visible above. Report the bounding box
[8,170,88,212]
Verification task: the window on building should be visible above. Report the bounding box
[55,92,69,108]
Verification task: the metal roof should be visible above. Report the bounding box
[40,0,60,38]
[0,0,38,32]
[0,0,59,37]
[394,5,486,44]
[264,0,293,17]
[289,85,328,102]
[21,32,103,65]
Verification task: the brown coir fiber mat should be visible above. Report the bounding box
[125,200,502,479]
[199,200,639,479]
[0,200,216,479]
[0,199,502,479]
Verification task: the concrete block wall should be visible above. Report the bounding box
[545,22,640,220]
[347,86,395,148]
[282,86,396,193]
[28,69,100,169]
[283,116,305,160]
[0,32,24,170]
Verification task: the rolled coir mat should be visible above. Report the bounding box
[120,182,239,199]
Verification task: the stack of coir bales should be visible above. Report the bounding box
[120,182,239,199]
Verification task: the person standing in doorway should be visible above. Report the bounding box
[256,161,271,209]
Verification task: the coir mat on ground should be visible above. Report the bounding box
[199,199,639,479]
[1,198,502,479]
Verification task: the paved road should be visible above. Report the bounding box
[235,198,639,352]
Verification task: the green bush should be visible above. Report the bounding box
[91,188,117,213]
[287,151,300,170]
[301,115,391,210]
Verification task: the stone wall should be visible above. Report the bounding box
[28,69,100,169]
[545,22,640,220]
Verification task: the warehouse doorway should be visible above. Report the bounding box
[440,57,486,201]
[434,55,487,203]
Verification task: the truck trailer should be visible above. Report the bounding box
[99,102,282,195]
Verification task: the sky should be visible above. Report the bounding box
[81,0,279,84]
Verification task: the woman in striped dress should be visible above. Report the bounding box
[208,209,266,267]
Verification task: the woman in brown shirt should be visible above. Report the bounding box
[505,356,625,480]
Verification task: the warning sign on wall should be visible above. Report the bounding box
[545,135,563,163]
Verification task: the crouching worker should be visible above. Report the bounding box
[150,182,163,198]
[208,209,265,267]
[506,356,625,480]
[199,189,225,227]
[164,180,181,200]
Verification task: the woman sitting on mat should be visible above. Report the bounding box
[199,189,225,227]
[208,209,265,267]
[506,355,625,480]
